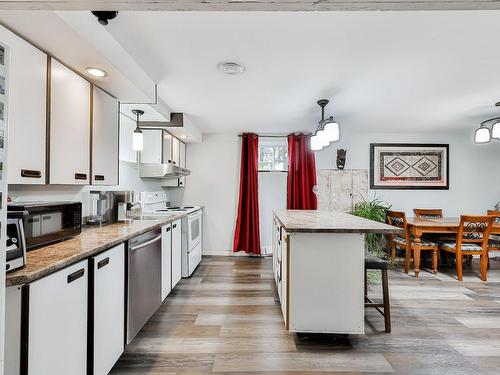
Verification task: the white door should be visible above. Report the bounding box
[92,244,125,375]
[1,25,47,184]
[172,219,182,288]
[28,260,88,375]
[161,224,172,301]
[49,58,91,184]
[179,141,186,187]
[172,136,180,166]
[162,131,173,164]
[140,129,162,164]
[92,86,119,185]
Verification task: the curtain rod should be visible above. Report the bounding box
[238,134,287,138]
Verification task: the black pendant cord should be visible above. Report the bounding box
[480,116,500,127]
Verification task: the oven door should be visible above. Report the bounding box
[187,211,201,251]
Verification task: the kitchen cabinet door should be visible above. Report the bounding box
[1,25,47,184]
[141,129,162,164]
[91,244,125,375]
[49,59,91,185]
[161,224,172,301]
[171,219,182,288]
[162,131,173,164]
[280,231,288,325]
[179,141,186,187]
[92,86,119,185]
[28,260,88,375]
[172,136,180,166]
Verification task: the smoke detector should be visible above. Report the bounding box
[218,62,245,75]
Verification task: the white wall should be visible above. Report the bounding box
[181,130,500,253]
[181,133,241,253]
[315,129,500,216]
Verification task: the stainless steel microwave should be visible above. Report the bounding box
[7,201,82,250]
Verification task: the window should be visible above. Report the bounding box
[258,137,288,172]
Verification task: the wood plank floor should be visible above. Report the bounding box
[111,256,500,374]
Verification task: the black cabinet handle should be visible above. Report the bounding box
[67,268,85,283]
[179,181,183,186]
[168,160,172,164]
[173,224,177,229]
[21,169,42,178]
[94,175,105,181]
[97,257,110,269]
[166,227,171,232]
[173,161,176,165]
[75,173,87,180]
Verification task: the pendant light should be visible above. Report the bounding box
[132,109,144,151]
[310,99,340,151]
[474,102,500,144]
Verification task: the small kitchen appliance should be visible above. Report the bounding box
[140,191,202,277]
[7,201,82,250]
[88,190,135,225]
[5,211,27,272]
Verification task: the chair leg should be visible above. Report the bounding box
[456,253,463,281]
[432,248,438,274]
[391,242,396,262]
[381,268,391,333]
[465,255,472,266]
[480,254,488,282]
[364,269,368,299]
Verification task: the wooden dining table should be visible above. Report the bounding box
[405,217,500,277]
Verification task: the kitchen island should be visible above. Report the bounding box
[273,210,400,334]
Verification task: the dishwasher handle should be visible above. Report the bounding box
[130,234,162,251]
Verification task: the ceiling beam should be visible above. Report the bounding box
[2,1,500,11]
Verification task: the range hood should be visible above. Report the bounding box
[140,163,191,179]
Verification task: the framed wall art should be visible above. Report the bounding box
[370,143,449,190]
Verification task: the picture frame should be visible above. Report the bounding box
[370,143,449,190]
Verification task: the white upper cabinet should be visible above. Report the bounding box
[172,136,180,166]
[92,86,119,185]
[162,131,173,164]
[140,129,163,164]
[49,59,91,184]
[179,141,186,187]
[1,26,47,184]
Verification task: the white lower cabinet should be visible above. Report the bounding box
[28,260,88,375]
[172,219,182,288]
[161,224,172,301]
[91,244,125,375]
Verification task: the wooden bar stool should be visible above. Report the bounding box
[364,256,391,333]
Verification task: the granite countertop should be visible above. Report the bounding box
[6,213,187,287]
[274,210,402,234]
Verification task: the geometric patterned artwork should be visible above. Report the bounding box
[370,143,449,189]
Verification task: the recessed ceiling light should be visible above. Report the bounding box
[218,61,245,75]
[179,134,188,139]
[86,67,107,77]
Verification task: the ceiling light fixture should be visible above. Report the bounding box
[474,102,500,144]
[86,67,107,77]
[132,109,144,151]
[218,61,245,75]
[179,134,188,139]
[310,99,340,151]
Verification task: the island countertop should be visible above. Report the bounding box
[274,210,402,234]
[5,213,187,287]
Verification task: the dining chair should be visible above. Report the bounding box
[386,211,439,276]
[438,215,495,281]
[413,208,443,219]
[487,210,500,264]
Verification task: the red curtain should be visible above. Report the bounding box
[287,133,318,210]
[233,133,261,255]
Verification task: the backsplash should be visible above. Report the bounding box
[8,162,169,217]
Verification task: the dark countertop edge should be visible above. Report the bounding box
[273,212,403,235]
[5,215,188,287]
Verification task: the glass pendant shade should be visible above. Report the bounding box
[474,127,491,144]
[133,129,144,151]
[323,121,340,142]
[310,135,323,151]
[316,129,331,146]
[492,122,500,139]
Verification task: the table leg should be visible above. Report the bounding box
[432,248,438,274]
[413,235,422,278]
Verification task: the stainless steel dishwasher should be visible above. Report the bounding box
[127,228,162,344]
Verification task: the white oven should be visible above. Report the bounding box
[188,211,202,250]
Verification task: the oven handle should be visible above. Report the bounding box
[130,235,162,251]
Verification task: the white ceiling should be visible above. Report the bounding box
[103,11,500,134]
